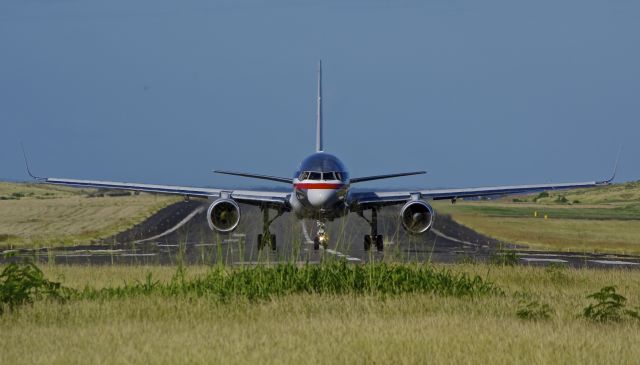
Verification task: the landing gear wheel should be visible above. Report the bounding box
[257,207,283,251]
[257,234,276,251]
[364,235,372,251]
[314,234,328,250]
[360,209,383,252]
[314,220,328,251]
[375,235,384,252]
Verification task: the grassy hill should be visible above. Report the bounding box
[0,182,178,249]
[433,181,640,254]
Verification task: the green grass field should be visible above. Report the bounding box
[1,262,639,364]
[433,181,640,254]
[0,182,178,249]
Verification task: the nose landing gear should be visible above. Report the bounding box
[313,221,328,250]
[358,208,384,252]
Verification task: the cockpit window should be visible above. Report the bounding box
[308,172,322,180]
[323,172,336,180]
[299,171,345,181]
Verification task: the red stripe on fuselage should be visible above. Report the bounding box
[294,183,344,190]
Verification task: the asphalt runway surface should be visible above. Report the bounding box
[3,201,640,268]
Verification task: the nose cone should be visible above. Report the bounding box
[306,189,338,208]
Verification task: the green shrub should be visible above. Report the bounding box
[583,286,636,322]
[0,260,71,315]
[80,261,503,301]
[533,191,549,202]
[1,260,504,310]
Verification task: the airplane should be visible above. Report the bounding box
[23,61,619,252]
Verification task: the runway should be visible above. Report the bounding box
[3,201,640,268]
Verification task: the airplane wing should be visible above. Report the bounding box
[41,177,290,207]
[351,151,621,209]
[350,178,614,209]
[21,144,290,207]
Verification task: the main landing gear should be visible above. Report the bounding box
[358,208,384,252]
[257,206,283,251]
[313,221,328,250]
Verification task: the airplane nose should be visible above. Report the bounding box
[306,189,337,208]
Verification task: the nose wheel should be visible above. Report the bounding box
[312,221,328,250]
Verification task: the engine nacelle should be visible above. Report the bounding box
[400,200,435,234]
[206,198,241,232]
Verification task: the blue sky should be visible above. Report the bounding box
[1,0,638,189]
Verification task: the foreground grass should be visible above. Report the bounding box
[434,181,640,254]
[0,182,178,249]
[1,263,640,364]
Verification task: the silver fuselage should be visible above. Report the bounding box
[289,152,350,220]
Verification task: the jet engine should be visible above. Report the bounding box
[400,200,434,234]
[206,198,241,232]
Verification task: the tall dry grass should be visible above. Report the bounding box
[1,263,639,364]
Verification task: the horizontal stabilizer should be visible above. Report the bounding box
[213,170,293,184]
[350,171,426,184]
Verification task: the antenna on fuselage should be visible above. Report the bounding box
[316,60,323,152]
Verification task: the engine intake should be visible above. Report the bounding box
[206,198,241,232]
[400,200,434,234]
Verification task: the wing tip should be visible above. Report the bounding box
[600,146,622,184]
[20,142,45,181]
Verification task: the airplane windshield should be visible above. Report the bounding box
[323,172,336,180]
[308,172,322,180]
[298,171,344,181]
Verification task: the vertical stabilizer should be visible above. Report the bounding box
[316,60,323,152]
